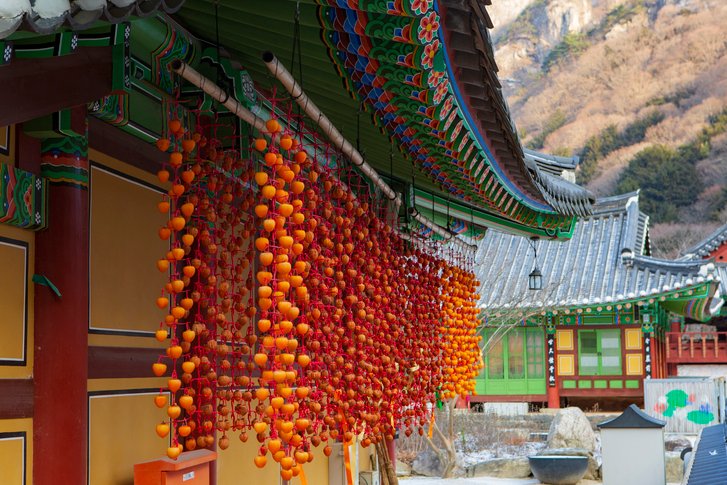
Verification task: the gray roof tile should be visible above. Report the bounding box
[475,191,722,309]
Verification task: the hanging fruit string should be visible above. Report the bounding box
[151,92,482,479]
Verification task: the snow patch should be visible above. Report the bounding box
[0,0,31,18]
[32,0,70,19]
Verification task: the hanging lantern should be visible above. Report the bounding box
[529,268,542,291]
[528,237,542,290]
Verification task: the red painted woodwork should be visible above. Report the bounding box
[547,386,560,409]
[88,346,162,379]
[0,379,33,419]
[665,331,727,364]
[88,117,162,175]
[33,178,89,485]
[0,47,112,127]
[708,244,727,262]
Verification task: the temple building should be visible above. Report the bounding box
[0,1,595,485]
[474,190,724,410]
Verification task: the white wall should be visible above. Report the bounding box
[601,428,665,485]
[677,364,727,378]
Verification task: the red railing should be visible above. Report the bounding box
[665,332,727,363]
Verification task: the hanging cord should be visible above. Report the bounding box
[446,194,451,233]
[214,1,222,86]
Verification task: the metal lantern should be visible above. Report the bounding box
[528,236,542,290]
[529,268,543,291]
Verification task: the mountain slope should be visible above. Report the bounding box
[491,0,727,256]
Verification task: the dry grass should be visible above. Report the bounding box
[494,0,727,226]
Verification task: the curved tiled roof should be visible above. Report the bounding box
[0,0,184,39]
[681,222,727,260]
[475,191,722,319]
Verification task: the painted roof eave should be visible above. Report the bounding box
[482,281,721,323]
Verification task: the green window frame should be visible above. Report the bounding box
[488,335,505,379]
[578,329,621,376]
[482,328,545,380]
[508,329,525,379]
[527,330,544,378]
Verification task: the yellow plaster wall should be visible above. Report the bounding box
[0,224,33,378]
[89,151,167,334]
[88,392,170,485]
[288,448,330,485]
[216,435,280,484]
[0,125,14,164]
[0,418,32,485]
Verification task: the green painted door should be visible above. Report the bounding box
[578,329,621,376]
[476,328,546,395]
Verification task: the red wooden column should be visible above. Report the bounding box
[33,125,89,485]
[546,331,560,408]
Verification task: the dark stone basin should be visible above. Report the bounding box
[528,455,589,485]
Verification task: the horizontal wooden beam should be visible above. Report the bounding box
[0,378,33,419]
[88,346,161,379]
[88,117,162,175]
[0,47,112,127]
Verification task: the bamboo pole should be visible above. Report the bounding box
[262,52,402,215]
[170,60,266,132]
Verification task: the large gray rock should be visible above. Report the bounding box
[538,447,600,480]
[665,435,691,452]
[468,457,532,479]
[666,451,684,483]
[546,407,597,452]
[411,449,444,477]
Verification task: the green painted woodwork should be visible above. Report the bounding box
[476,328,546,396]
[578,329,621,376]
[578,381,592,389]
[609,380,624,389]
[562,380,577,389]
[174,0,580,238]
[625,380,640,389]
[594,380,608,389]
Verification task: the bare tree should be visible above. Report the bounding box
[415,270,567,478]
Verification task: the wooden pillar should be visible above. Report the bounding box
[546,331,560,408]
[33,125,89,485]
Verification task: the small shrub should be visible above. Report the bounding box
[526,110,567,150]
[542,33,590,72]
[616,144,703,222]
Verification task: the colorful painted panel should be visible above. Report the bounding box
[556,329,573,351]
[557,355,575,376]
[625,353,643,376]
[625,328,642,350]
[0,163,46,230]
[645,379,719,433]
